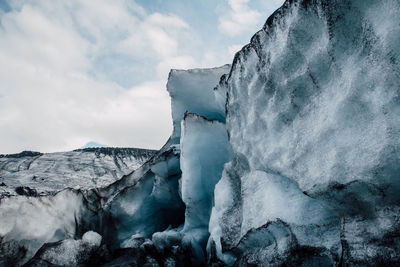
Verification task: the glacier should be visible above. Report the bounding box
[209,0,400,265]
[100,65,232,266]
[25,231,102,266]
[0,0,400,266]
[166,65,231,144]
[0,147,156,197]
[0,147,155,265]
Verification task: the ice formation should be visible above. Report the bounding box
[1,0,400,266]
[180,113,232,232]
[103,144,185,245]
[25,231,102,266]
[0,147,155,265]
[166,65,231,144]
[178,113,232,262]
[0,147,155,196]
[209,0,400,265]
[0,190,90,265]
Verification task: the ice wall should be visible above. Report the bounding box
[166,65,231,144]
[0,65,232,266]
[0,190,98,265]
[103,145,185,246]
[210,0,400,265]
[180,113,232,252]
[1,0,399,265]
[104,66,231,249]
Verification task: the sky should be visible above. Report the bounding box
[0,0,284,154]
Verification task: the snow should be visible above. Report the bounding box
[167,65,230,144]
[81,141,106,148]
[0,147,155,196]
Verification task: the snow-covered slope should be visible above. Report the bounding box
[0,190,93,265]
[0,147,156,197]
[0,147,156,265]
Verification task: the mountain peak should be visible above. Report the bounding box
[81,141,106,149]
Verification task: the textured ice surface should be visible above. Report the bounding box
[0,190,88,265]
[105,65,233,251]
[241,171,339,243]
[1,0,400,265]
[82,231,102,247]
[103,145,185,246]
[225,0,400,193]
[0,147,155,196]
[152,226,183,252]
[0,146,181,266]
[0,147,154,265]
[121,233,146,249]
[167,65,230,144]
[209,164,341,265]
[181,114,232,233]
[178,113,232,262]
[210,0,400,265]
[26,231,102,266]
[3,64,231,266]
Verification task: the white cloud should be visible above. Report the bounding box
[0,0,282,154]
[0,0,193,153]
[142,13,189,58]
[218,0,263,37]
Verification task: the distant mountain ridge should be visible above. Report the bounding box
[0,150,43,158]
[81,141,106,149]
[0,147,156,197]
